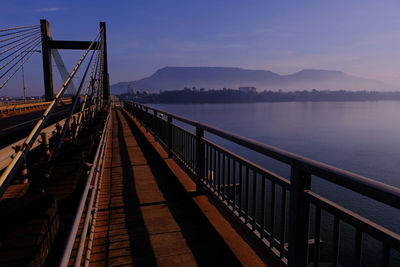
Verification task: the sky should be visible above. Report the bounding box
[1,0,400,96]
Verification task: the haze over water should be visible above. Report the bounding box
[151,101,400,266]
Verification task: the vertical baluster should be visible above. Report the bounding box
[380,244,390,267]
[252,170,257,231]
[239,163,243,218]
[233,160,237,212]
[153,110,157,141]
[270,181,276,247]
[287,167,311,267]
[227,156,231,207]
[354,229,363,267]
[280,187,287,258]
[261,175,266,240]
[180,130,183,159]
[189,135,192,170]
[313,206,321,267]
[179,130,182,159]
[185,132,187,164]
[209,145,212,185]
[245,166,250,223]
[177,129,180,158]
[332,216,340,267]
[188,134,191,169]
[167,116,172,158]
[222,152,226,202]
[217,150,221,197]
[171,125,174,152]
[213,146,217,192]
[192,136,195,171]
[206,144,210,184]
[195,127,204,191]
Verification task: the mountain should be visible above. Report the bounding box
[111,67,395,94]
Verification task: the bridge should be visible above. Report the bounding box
[0,21,399,267]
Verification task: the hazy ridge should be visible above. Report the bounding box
[111,66,395,94]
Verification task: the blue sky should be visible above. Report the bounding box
[2,0,400,96]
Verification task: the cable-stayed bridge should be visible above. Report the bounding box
[0,20,399,267]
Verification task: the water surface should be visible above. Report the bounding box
[150,101,400,265]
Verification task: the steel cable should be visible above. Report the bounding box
[90,36,103,108]
[0,31,41,50]
[0,27,40,38]
[0,28,102,196]
[0,32,41,57]
[0,40,42,89]
[0,29,41,43]
[0,24,40,32]
[45,41,99,178]
[0,36,41,72]
[74,37,102,139]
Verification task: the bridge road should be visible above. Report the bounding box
[0,104,76,149]
[89,109,242,266]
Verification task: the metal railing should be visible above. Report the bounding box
[59,106,111,267]
[0,26,104,197]
[123,101,400,267]
[0,105,95,172]
[0,98,72,115]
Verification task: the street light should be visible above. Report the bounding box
[21,50,41,102]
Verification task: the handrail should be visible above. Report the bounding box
[0,30,100,196]
[0,105,93,171]
[59,106,111,267]
[0,98,72,113]
[125,101,400,266]
[128,102,400,209]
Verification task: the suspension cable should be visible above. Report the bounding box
[74,37,102,139]
[90,35,104,110]
[0,32,41,57]
[0,39,42,89]
[92,38,103,100]
[0,31,41,49]
[0,24,40,32]
[0,36,41,72]
[0,28,102,196]
[0,28,41,43]
[45,41,99,178]
[0,27,40,38]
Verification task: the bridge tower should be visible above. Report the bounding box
[40,20,110,101]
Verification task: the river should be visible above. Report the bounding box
[150,101,400,266]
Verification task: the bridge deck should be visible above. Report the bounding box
[89,109,243,266]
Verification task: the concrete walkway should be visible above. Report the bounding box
[89,109,241,266]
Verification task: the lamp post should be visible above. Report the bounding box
[21,50,41,102]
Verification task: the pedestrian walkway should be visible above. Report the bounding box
[89,109,241,266]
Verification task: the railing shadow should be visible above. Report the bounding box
[112,110,157,266]
[119,109,243,266]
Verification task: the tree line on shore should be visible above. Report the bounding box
[117,87,400,103]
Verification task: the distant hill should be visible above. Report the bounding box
[111,67,395,94]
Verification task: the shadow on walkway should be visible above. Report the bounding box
[119,109,241,266]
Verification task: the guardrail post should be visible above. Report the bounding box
[167,116,172,158]
[153,110,158,142]
[41,132,50,161]
[196,127,205,191]
[288,165,311,267]
[21,159,28,184]
[145,107,149,132]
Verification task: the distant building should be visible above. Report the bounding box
[238,86,256,92]
[127,85,135,95]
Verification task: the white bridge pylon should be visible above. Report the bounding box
[52,49,77,95]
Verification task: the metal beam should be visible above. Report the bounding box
[48,40,99,50]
